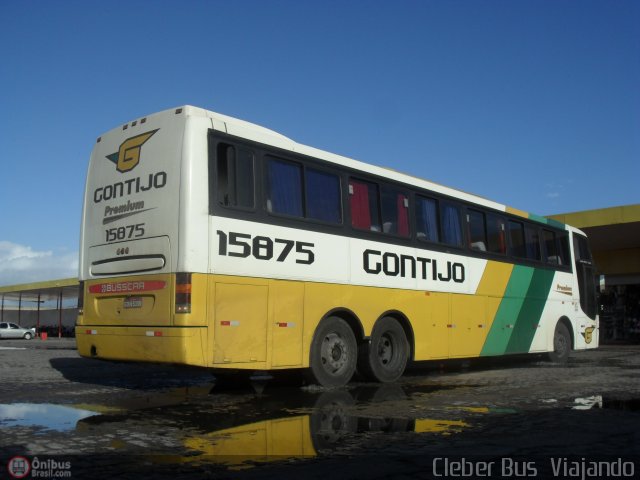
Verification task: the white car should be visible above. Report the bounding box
[0,322,36,339]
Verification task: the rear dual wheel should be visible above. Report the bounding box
[358,317,409,383]
[308,316,410,387]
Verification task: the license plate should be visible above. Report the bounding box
[124,297,143,309]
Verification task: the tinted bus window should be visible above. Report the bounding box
[509,220,526,258]
[543,229,559,264]
[350,179,381,232]
[487,213,506,254]
[416,196,440,243]
[380,185,410,237]
[215,143,255,209]
[558,233,571,266]
[441,202,463,247]
[306,169,342,224]
[525,225,541,261]
[467,210,487,251]
[266,157,303,217]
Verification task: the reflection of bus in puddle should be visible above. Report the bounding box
[75,385,471,466]
[181,389,469,463]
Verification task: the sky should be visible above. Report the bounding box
[0,0,638,286]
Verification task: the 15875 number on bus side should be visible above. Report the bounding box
[216,230,315,265]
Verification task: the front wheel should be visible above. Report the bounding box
[548,322,571,363]
[23,332,33,340]
[358,317,409,383]
[309,317,357,388]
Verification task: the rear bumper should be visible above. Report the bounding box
[76,326,208,366]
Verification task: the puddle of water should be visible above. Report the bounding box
[66,386,479,467]
[0,403,98,431]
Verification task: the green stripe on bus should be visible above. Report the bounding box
[480,265,534,356]
[528,213,566,230]
[480,266,555,356]
[545,218,566,230]
[504,268,556,353]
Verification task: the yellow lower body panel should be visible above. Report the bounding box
[77,259,550,372]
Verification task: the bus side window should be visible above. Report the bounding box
[543,229,560,264]
[524,225,541,261]
[266,157,303,217]
[557,233,571,266]
[216,143,254,209]
[508,220,526,258]
[467,209,487,251]
[416,196,440,243]
[306,168,342,224]
[441,202,463,247]
[487,213,506,254]
[380,185,410,237]
[573,233,593,263]
[349,179,381,232]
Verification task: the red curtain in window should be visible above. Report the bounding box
[499,229,506,254]
[350,181,371,229]
[396,194,409,236]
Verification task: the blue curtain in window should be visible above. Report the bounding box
[268,159,303,217]
[307,170,341,223]
[418,199,438,242]
[442,204,462,246]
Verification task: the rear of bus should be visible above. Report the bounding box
[76,106,210,366]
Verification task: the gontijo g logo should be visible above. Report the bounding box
[106,129,159,173]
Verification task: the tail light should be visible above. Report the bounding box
[78,281,85,315]
[175,273,192,314]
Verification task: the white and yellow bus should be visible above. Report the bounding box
[77,106,599,387]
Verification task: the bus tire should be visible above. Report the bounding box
[548,322,571,363]
[358,317,409,383]
[309,316,357,388]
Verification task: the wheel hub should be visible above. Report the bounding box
[321,333,348,373]
[378,334,394,366]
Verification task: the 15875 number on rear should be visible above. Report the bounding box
[105,223,145,243]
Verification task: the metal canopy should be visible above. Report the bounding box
[549,204,640,282]
[0,278,79,337]
[0,278,79,303]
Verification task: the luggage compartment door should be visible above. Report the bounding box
[213,283,268,364]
